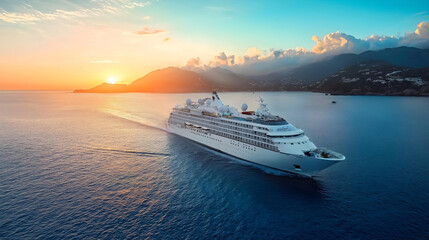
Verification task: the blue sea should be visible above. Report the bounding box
[0,91,428,239]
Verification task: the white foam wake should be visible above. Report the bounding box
[102,108,167,132]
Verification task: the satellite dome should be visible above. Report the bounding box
[256,109,261,115]
[198,99,203,104]
[241,103,248,111]
[219,105,228,113]
[206,99,212,105]
[186,99,192,106]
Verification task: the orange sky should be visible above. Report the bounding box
[0,1,218,90]
[0,23,215,90]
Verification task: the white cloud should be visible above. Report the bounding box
[402,21,429,48]
[312,21,429,54]
[311,32,369,54]
[208,52,235,66]
[0,0,150,24]
[187,21,429,75]
[123,1,150,9]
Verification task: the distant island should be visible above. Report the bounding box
[74,46,429,96]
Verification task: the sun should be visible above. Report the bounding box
[106,77,119,84]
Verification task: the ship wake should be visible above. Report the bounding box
[88,146,170,157]
[102,108,167,132]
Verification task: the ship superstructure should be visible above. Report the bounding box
[167,91,345,177]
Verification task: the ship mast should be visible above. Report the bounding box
[257,96,271,117]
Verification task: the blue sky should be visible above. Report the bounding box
[2,0,427,51]
[145,0,428,52]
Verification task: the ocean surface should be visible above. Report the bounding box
[0,91,428,239]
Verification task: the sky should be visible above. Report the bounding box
[0,0,428,90]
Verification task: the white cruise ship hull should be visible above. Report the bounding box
[167,123,341,177]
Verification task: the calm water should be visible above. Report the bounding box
[0,91,428,239]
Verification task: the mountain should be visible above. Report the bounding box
[74,67,212,93]
[74,47,429,95]
[200,67,255,91]
[308,61,429,96]
[259,46,429,86]
[74,66,252,93]
[127,67,211,93]
[74,83,129,93]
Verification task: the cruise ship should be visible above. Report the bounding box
[167,92,345,177]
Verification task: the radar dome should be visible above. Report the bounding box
[206,99,212,105]
[219,105,228,113]
[241,103,248,111]
[256,109,261,115]
[198,99,203,104]
[186,99,192,106]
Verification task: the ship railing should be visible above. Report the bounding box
[176,114,278,151]
[171,114,278,146]
[183,118,273,144]
[175,112,269,135]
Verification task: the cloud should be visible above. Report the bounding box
[403,21,429,48]
[0,0,150,24]
[123,1,151,9]
[163,37,171,42]
[233,47,316,75]
[186,57,201,67]
[0,9,101,24]
[186,21,429,75]
[311,32,367,54]
[185,47,316,75]
[143,16,151,19]
[312,21,429,54]
[208,52,236,66]
[135,27,166,35]
[184,57,204,72]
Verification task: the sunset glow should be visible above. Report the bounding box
[0,0,427,90]
[106,77,119,84]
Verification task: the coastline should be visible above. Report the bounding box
[71,89,429,97]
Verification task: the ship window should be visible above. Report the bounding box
[293,164,301,169]
[291,143,294,145]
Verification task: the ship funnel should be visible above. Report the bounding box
[212,91,221,101]
[211,91,223,106]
